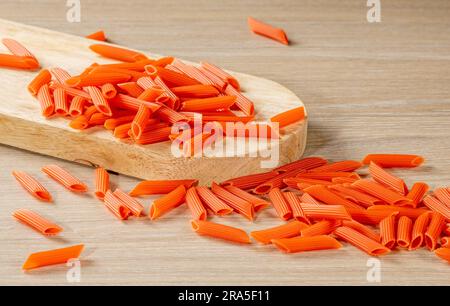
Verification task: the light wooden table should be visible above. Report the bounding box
[0,0,449,285]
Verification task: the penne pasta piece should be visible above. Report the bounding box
[425,212,446,251]
[153,56,174,67]
[113,188,144,217]
[154,76,180,109]
[268,188,293,221]
[191,220,250,244]
[86,30,107,41]
[367,205,430,220]
[198,66,228,91]
[251,220,308,244]
[303,185,365,212]
[247,17,289,45]
[150,185,186,220]
[300,193,322,205]
[369,162,408,195]
[86,86,112,116]
[328,184,383,208]
[154,66,200,87]
[28,69,52,96]
[13,209,62,236]
[117,82,144,98]
[2,38,36,58]
[334,226,390,256]
[171,59,216,86]
[12,171,52,202]
[36,84,55,117]
[94,167,109,200]
[54,88,69,115]
[186,187,207,221]
[131,104,152,139]
[50,67,72,84]
[196,186,233,216]
[201,61,240,91]
[406,182,429,207]
[362,154,424,168]
[155,104,189,124]
[300,203,352,221]
[434,187,450,208]
[435,248,450,263]
[89,44,147,62]
[22,245,84,271]
[104,115,135,130]
[296,171,361,181]
[422,195,450,221]
[42,165,88,193]
[224,185,270,213]
[103,190,131,220]
[69,96,87,117]
[349,209,393,225]
[273,157,328,174]
[211,182,254,221]
[310,160,363,173]
[0,53,39,70]
[342,220,380,242]
[352,179,411,206]
[138,86,165,102]
[99,59,155,71]
[111,94,161,113]
[220,171,278,190]
[129,179,198,196]
[66,72,131,88]
[113,123,131,138]
[89,112,110,126]
[409,211,432,250]
[272,235,342,253]
[301,220,342,237]
[270,106,305,128]
[331,177,359,184]
[441,237,450,248]
[69,106,98,130]
[253,168,307,195]
[397,216,413,248]
[135,126,172,145]
[101,83,117,99]
[181,96,236,112]
[224,85,254,116]
[50,82,92,100]
[282,192,309,224]
[171,85,219,98]
[379,213,398,249]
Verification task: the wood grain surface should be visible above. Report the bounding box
[0,0,449,285]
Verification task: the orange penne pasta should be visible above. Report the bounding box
[0,53,39,70]
[211,182,254,221]
[300,193,322,205]
[334,226,390,256]
[42,165,88,193]
[36,84,55,117]
[138,86,165,102]
[101,83,117,99]
[251,221,308,245]
[191,220,250,244]
[99,59,155,71]
[223,185,270,213]
[12,171,52,202]
[89,44,147,62]
[282,192,309,224]
[50,67,72,84]
[406,182,429,207]
[89,112,110,126]
[441,237,450,248]
[86,30,107,41]
[66,72,131,88]
[367,205,429,220]
[171,60,216,86]
[196,186,233,216]
[270,106,305,128]
[300,220,342,237]
[13,209,61,236]
[352,179,411,206]
[422,195,450,220]
[113,188,144,217]
[300,203,352,221]
[69,96,87,117]
[104,115,135,130]
[342,220,380,242]
[2,38,36,58]
[331,177,359,184]
[129,179,198,196]
[247,17,289,45]
[150,185,187,220]
[200,61,240,91]
[117,82,144,98]
[28,69,51,96]
[369,162,408,195]
[362,154,424,168]
[425,212,446,251]
[103,190,131,220]
[310,160,363,173]
[220,171,278,190]
[186,187,207,220]
[328,184,383,208]
[155,104,189,124]
[94,167,109,200]
[50,82,92,100]
[272,235,341,253]
[22,245,84,271]
[409,211,432,250]
[397,216,413,248]
[135,126,172,145]
[253,168,307,195]
[131,104,152,139]
[268,188,293,221]
[379,213,398,249]
[86,86,112,116]
[349,209,393,225]
[224,85,254,116]
[69,106,98,130]
[296,171,360,181]
[273,157,328,174]
[181,96,236,112]
[111,94,161,112]
[434,187,450,208]
[171,85,219,98]
[303,185,364,212]
[54,87,69,115]
[154,66,200,87]
[435,247,450,263]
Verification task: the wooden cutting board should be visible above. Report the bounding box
[0,19,307,184]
